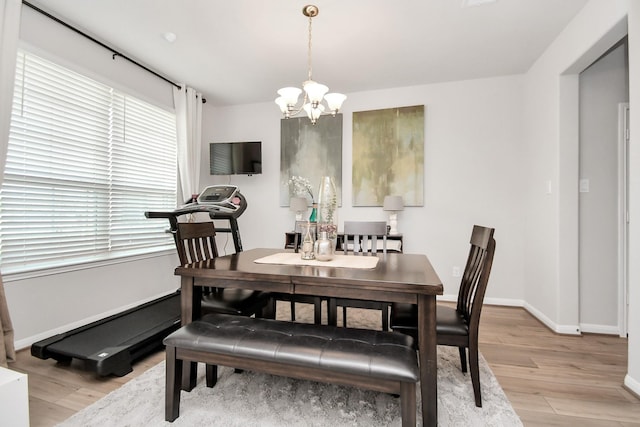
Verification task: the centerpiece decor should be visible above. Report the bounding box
[314,176,338,261]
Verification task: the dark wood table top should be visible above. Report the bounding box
[175,248,443,297]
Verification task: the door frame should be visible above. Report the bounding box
[617,102,630,337]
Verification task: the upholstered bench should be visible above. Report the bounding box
[164,313,419,427]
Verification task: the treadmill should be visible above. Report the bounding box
[31,185,248,376]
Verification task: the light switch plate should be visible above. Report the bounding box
[452,266,461,277]
[579,179,590,193]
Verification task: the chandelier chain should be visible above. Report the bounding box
[307,15,313,82]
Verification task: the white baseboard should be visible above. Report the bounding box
[484,297,525,307]
[441,295,584,334]
[14,289,178,350]
[523,301,581,335]
[580,323,621,335]
[625,374,640,398]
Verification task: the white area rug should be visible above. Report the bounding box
[58,304,522,427]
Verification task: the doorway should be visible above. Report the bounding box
[578,39,629,336]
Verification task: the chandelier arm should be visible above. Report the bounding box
[287,91,310,117]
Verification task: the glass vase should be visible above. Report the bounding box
[316,176,338,258]
[300,222,315,260]
[313,231,334,261]
[309,203,318,222]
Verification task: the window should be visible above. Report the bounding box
[0,50,177,274]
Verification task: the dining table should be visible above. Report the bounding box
[174,247,443,427]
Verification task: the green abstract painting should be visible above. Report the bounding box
[352,105,424,206]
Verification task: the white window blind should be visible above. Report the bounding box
[0,50,178,274]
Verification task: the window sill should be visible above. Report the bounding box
[2,247,177,282]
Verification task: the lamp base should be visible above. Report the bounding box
[388,213,399,235]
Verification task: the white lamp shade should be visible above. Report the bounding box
[289,196,308,212]
[275,97,289,113]
[303,81,329,104]
[324,93,346,112]
[277,87,302,106]
[383,195,404,211]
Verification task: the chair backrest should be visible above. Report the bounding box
[343,221,387,255]
[457,225,496,338]
[175,222,219,265]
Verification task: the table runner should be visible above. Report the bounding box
[254,252,379,269]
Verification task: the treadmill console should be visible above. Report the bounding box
[194,185,242,213]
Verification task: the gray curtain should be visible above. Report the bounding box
[0,0,21,366]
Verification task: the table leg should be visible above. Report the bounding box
[180,276,200,391]
[418,294,437,427]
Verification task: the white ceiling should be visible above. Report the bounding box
[28,0,588,107]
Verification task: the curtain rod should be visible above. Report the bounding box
[22,0,207,103]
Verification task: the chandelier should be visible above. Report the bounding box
[275,5,346,125]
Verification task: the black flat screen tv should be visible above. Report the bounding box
[209,141,262,175]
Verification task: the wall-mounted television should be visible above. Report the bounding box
[209,141,262,175]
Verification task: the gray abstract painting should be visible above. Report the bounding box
[280,114,343,206]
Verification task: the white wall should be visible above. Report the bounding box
[625,0,640,397]
[523,0,639,395]
[523,0,629,334]
[200,76,527,304]
[5,255,180,348]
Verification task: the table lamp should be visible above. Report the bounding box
[289,196,309,221]
[383,195,404,235]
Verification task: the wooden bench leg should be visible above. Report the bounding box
[181,361,197,391]
[206,364,218,388]
[165,345,182,422]
[400,381,416,427]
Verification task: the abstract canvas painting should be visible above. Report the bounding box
[352,105,424,206]
[280,114,343,206]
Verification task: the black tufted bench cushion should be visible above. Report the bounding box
[164,313,419,426]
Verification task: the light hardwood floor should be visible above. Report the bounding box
[8,304,640,426]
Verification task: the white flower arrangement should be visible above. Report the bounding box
[288,176,315,202]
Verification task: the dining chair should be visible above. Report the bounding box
[390,225,496,407]
[333,221,390,330]
[175,222,273,318]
